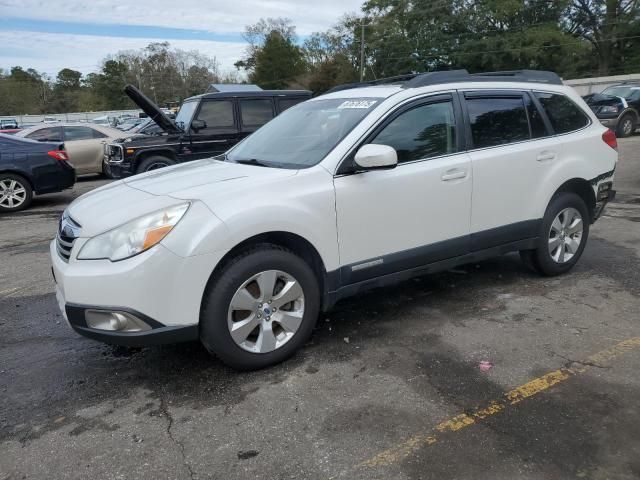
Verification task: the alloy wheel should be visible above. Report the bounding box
[227,270,305,353]
[548,207,584,264]
[0,179,27,209]
[622,119,634,136]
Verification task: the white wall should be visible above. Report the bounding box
[564,73,640,95]
[0,110,143,125]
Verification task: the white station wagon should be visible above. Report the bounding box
[51,70,617,369]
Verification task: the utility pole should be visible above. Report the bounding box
[359,21,365,82]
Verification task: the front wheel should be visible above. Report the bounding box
[200,245,320,370]
[520,192,589,276]
[136,155,176,174]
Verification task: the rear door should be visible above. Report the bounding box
[462,90,555,249]
[238,98,275,142]
[189,99,239,159]
[62,126,106,174]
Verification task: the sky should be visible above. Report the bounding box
[0,0,364,78]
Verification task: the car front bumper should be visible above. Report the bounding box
[50,239,224,346]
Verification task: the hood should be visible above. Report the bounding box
[582,93,624,107]
[124,158,297,196]
[67,180,183,237]
[124,85,181,134]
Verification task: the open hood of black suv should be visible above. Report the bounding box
[124,85,182,134]
[582,92,622,107]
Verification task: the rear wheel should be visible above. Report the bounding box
[616,114,636,138]
[136,155,176,174]
[0,174,33,213]
[520,192,589,276]
[200,244,320,370]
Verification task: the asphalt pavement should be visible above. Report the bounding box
[1,136,640,480]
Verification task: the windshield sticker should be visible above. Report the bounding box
[337,100,378,109]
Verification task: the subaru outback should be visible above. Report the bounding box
[51,70,617,370]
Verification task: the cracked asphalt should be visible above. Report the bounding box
[1,135,640,480]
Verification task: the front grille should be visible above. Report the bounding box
[56,213,81,262]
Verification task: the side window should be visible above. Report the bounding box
[240,99,274,127]
[278,97,306,113]
[194,100,235,131]
[370,100,457,163]
[26,126,62,142]
[534,92,590,134]
[466,96,529,148]
[63,126,95,141]
[92,129,108,139]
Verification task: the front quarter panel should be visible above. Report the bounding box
[169,166,340,272]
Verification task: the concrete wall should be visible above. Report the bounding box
[564,73,640,95]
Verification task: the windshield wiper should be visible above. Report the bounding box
[232,158,271,167]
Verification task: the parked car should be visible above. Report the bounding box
[1,118,19,129]
[91,115,118,128]
[103,85,312,178]
[116,118,145,131]
[583,83,640,137]
[127,118,164,136]
[0,128,21,135]
[16,123,124,176]
[51,69,616,369]
[0,133,75,212]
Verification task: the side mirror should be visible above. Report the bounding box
[191,119,207,132]
[354,144,398,170]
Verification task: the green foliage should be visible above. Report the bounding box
[0,42,223,115]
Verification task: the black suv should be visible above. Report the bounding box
[104,86,311,177]
[583,83,640,137]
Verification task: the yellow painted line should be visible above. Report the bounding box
[357,337,640,469]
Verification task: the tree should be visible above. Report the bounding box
[248,31,307,88]
[564,0,640,75]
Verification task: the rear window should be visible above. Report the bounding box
[466,96,530,148]
[26,126,63,142]
[240,99,274,127]
[534,92,590,134]
[64,126,96,141]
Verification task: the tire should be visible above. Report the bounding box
[616,114,636,138]
[102,162,115,179]
[136,155,176,174]
[0,173,33,213]
[520,192,589,276]
[200,244,320,370]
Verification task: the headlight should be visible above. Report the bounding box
[77,203,190,261]
[600,105,619,114]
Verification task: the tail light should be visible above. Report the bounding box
[602,129,618,150]
[48,150,69,161]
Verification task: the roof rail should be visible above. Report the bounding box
[324,73,420,94]
[404,69,563,88]
[324,69,563,94]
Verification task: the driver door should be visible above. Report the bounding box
[189,99,240,160]
[334,93,472,284]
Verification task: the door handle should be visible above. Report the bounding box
[441,169,467,181]
[536,151,557,162]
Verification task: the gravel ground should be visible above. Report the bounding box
[1,135,640,480]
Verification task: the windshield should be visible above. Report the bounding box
[226,98,380,168]
[601,86,640,99]
[174,100,198,130]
